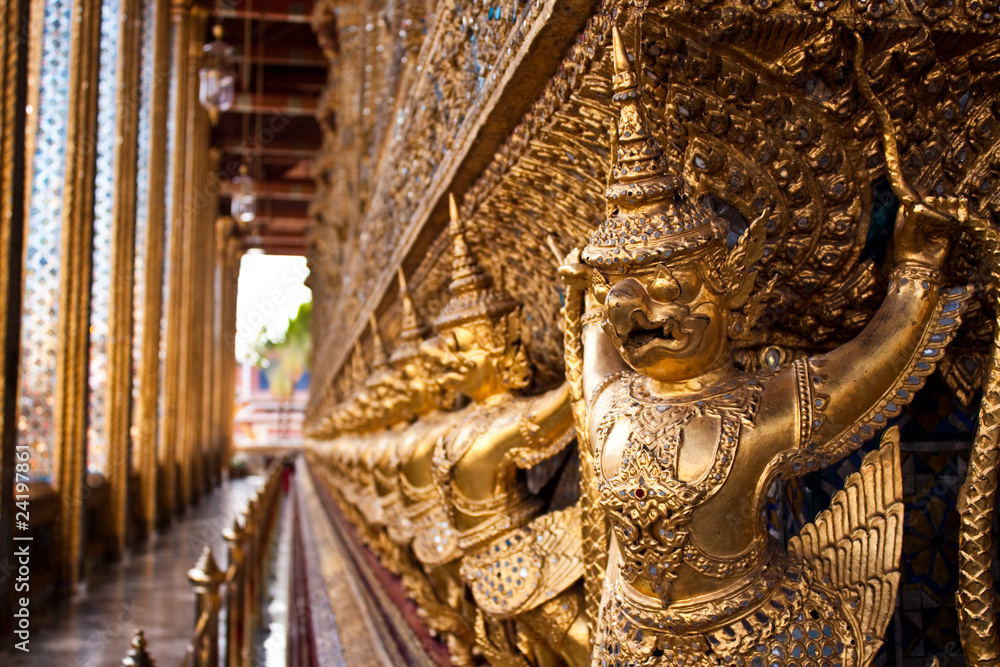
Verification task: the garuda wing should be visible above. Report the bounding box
[786,427,904,667]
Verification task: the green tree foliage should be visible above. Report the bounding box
[255,300,311,401]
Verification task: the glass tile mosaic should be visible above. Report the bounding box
[157,22,179,452]
[131,0,156,466]
[18,0,75,482]
[87,0,123,474]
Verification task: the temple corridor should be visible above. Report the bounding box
[6,477,266,666]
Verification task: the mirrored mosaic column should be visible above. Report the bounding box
[134,0,169,535]
[160,0,193,518]
[0,0,31,634]
[53,0,103,586]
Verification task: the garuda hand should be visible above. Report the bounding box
[893,195,966,269]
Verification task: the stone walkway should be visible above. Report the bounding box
[3,477,263,667]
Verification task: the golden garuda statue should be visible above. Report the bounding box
[424,195,590,666]
[558,25,976,666]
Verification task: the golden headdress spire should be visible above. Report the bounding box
[444,193,492,296]
[351,340,367,387]
[368,313,388,370]
[582,25,728,269]
[607,25,676,194]
[434,193,518,329]
[390,267,429,365]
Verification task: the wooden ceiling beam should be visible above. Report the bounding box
[229,46,326,67]
[246,235,309,255]
[218,179,315,202]
[228,93,316,116]
[215,0,311,24]
[217,141,316,160]
[217,199,309,218]
[254,216,313,231]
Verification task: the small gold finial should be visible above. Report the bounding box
[444,192,488,296]
[434,193,518,329]
[222,516,244,542]
[352,340,367,386]
[187,546,224,586]
[449,192,460,226]
[581,22,727,269]
[391,267,428,365]
[122,630,156,667]
[369,313,387,369]
[611,26,635,91]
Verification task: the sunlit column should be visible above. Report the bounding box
[101,0,144,559]
[211,218,227,486]
[213,218,242,480]
[53,0,103,586]
[0,0,31,633]
[134,0,171,535]
[160,0,192,517]
[221,233,243,471]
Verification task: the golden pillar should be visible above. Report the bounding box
[135,0,173,534]
[177,14,210,504]
[0,0,30,632]
[177,4,199,509]
[103,0,144,557]
[52,0,102,587]
[0,0,28,456]
[219,229,243,471]
[212,217,238,484]
[198,146,220,491]
[160,0,192,517]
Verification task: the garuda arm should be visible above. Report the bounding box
[502,381,576,470]
[762,198,972,666]
[559,250,629,631]
[768,202,972,478]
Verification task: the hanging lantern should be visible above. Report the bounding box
[231,164,257,224]
[198,24,235,125]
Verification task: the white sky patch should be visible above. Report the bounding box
[235,254,311,361]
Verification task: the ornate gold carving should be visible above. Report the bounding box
[461,503,583,619]
[54,0,104,585]
[305,1,1000,664]
[564,20,969,666]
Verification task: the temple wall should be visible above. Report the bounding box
[304,1,1000,664]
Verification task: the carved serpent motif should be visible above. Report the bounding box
[954,204,1000,666]
[561,280,607,633]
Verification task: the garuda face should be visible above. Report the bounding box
[422,321,506,402]
[595,255,731,383]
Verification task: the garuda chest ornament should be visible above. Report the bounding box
[593,408,903,667]
[596,374,766,599]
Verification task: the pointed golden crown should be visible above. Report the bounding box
[351,340,367,386]
[368,314,388,369]
[390,267,429,365]
[434,193,518,329]
[581,25,728,269]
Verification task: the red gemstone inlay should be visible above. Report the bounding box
[634,488,645,499]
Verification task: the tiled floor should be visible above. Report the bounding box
[3,477,263,667]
